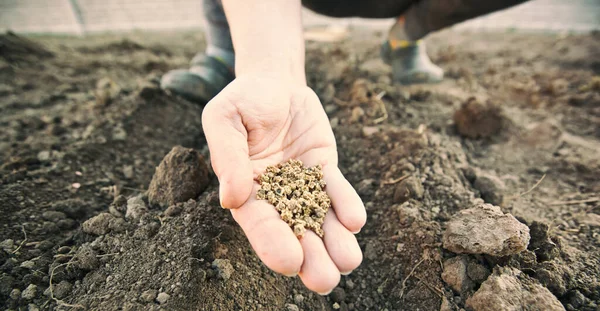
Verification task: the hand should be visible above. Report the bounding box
[202,75,367,294]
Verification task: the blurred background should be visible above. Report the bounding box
[1,0,600,35]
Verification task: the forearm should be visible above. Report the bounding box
[222,0,306,84]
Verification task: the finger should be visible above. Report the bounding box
[202,95,253,209]
[231,186,303,276]
[298,231,341,295]
[323,165,367,233]
[323,210,362,274]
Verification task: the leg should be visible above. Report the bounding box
[160,0,235,105]
[383,0,528,84]
[403,0,529,40]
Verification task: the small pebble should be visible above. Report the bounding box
[10,288,21,300]
[140,289,157,303]
[293,294,304,304]
[156,292,170,304]
[20,260,35,269]
[285,304,299,311]
[21,284,37,300]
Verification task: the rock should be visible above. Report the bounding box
[108,217,128,233]
[112,126,127,141]
[147,146,210,206]
[28,304,40,311]
[330,287,346,303]
[10,288,21,300]
[156,292,170,304]
[362,126,379,137]
[164,204,183,217]
[293,293,304,304]
[473,174,505,205]
[126,195,148,220]
[443,204,530,257]
[397,203,421,226]
[122,165,134,179]
[82,213,115,235]
[285,304,300,311]
[440,296,452,311]
[140,289,157,303]
[41,211,66,222]
[454,97,504,139]
[467,261,491,284]
[52,281,72,299]
[74,244,99,270]
[393,177,424,203]
[528,221,560,261]
[212,259,234,281]
[21,284,37,300]
[534,261,569,296]
[37,150,51,162]
[20,260,35,269]
[442,256,474,294]
[466,267,564,311]
[1,239,15,252]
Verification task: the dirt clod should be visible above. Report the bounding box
[442,256,475,294]
[454,97,504,139]
[393,176,424,203]
[74,244,99,270]
[466,267,564,311]
[443,204,530,256]
[21,284,37,300]
[156,292,170,304]
[126,195,148,220]
[140,289,157,303]
[147,146,210,206]
[473,173,505,206]
[52,281,72,300]
[212,259,234,281]
[257,159,330,238]
[330,287,347,303]
[467,261,491,284]
[82,212,115,235]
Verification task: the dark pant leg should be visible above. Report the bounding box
[403,0,529,40]
[302,0,530,39]
[203,0,233,51]
[302,0,413,18]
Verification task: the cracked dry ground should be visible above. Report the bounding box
[1,29,599,311]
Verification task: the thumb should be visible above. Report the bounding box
[202,95,253,209]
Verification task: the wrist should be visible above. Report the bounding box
[235,51,306,86]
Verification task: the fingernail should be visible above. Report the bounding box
[318,289,333,296]
[341,270,353,276]
[284,270,299,277]
[352,229,361,234]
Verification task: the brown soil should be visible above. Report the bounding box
[1,28,599,311]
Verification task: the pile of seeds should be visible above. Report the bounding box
[257,159,330,237]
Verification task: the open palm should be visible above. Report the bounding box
[202,75,366,294]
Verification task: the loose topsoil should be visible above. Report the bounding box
[1,28,599,311]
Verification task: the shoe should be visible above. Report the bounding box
[160,53,235,105]
[380,40,444,85]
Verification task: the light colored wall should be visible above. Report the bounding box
[1,0,599,35]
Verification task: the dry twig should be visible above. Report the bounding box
[12,226,27,254]
[549,197,599,206]
[382,174,411,185]
[399,258,426,299]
